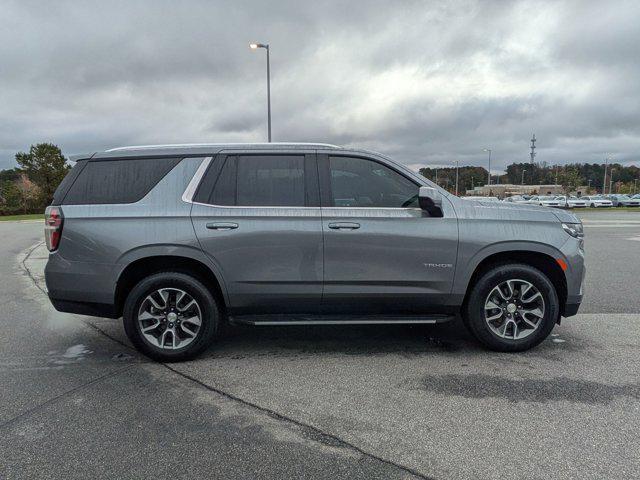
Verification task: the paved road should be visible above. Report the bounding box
[576,209,640,313]
[1,216,639,480]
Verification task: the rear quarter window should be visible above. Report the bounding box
[51,161,86,205]
[62,157,181,205]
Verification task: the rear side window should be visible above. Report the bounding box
[236,155,304,206]
[199,154,307,207]
[62,157,181,205]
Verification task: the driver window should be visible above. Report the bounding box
[328,156,419,208]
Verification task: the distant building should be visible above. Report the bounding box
[570,186,592,197]
[465,184,564,198]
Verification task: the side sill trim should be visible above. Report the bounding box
[230,315,454,326]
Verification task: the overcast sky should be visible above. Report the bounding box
[1,0,639,172]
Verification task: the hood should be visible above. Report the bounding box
[550,208,580,223]
[455,198,568,223]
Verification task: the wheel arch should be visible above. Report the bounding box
[114,254,228,318]
[461,249,568,318]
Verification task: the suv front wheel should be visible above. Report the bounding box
[463,264,559,352]
[123,272,219,362]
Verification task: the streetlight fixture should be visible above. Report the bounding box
[249,42,271,142]
[483,148,492,185]
[521,169,527,185]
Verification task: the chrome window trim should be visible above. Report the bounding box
[182,156,212,204]
[183,155,423,211]
[190,202,421,211]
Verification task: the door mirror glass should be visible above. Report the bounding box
[419,186,443,217]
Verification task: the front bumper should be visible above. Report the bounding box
[563,299,582,317]
[559,233,585,318]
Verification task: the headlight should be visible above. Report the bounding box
[562,222,584,238]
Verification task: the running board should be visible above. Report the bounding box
[229,314,454,326]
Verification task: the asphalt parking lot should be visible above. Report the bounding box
[1,210,639,480]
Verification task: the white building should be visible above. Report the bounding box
[465,184,564,197]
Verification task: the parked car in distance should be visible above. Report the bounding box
[583,195,613,208]
[606,194,640,207]
[503,195,529,204]
[632,194,640,200]
[555,195,588,209]
[528,195,563,207]
[462,196,500,201]
[44,143,585,361]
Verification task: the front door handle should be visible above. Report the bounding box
[206,222,238,230]
[328,222,360,230]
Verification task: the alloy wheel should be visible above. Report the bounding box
[137,288,202,350]
[484,279,545,340]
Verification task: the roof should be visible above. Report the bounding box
[73,142,342,161]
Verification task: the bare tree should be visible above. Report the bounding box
[14,174,40,214]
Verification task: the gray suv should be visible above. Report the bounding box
[44,143,585,361]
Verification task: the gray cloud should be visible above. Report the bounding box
[1,0,639,172]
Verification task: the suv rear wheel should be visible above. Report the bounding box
[463,264,559,352]
[123,272,219,362]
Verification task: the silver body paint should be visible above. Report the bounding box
[45,143,584,320]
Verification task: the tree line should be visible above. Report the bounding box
[1,143,639,215]
[420,161,640,195]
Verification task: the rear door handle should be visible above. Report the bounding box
[328,222,360,230]
[206,222,238,230]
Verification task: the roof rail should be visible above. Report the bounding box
[105,142,341,152]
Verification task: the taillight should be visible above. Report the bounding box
[44,206,64,252]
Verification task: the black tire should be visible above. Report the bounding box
[463,263,559,352]
[123,272,219,362]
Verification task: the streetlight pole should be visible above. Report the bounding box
[454,160,459,196]
[483,148,492,185]
[609,168,615,194]
[603,155,610,194]
[250,43,271,142]
[635,178,638,194]
[521,169,526,185]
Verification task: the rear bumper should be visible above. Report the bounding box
[45,252,118,318]
[49,297,119,319]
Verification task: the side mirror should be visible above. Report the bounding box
[419,186,443,217]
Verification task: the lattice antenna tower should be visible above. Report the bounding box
[530,134,536,164]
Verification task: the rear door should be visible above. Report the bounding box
[190,150,323,314]
[319,154,458,314]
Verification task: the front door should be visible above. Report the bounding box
[190,151,323,314]
[319,154,458,314]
